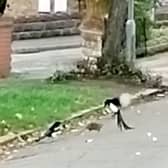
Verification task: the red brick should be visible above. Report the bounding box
[0,17,13,78]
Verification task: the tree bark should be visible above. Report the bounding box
[102,0,128,64]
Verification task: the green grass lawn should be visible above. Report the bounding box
[0,79,141,135]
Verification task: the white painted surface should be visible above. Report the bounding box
[54,0,67,12]
[38,0,67,13]
[161,0,168,5]
[38,0,50,12]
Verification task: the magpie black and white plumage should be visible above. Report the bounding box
[104,93,133,131]
[35,121,64,142]
[44,121,63,137]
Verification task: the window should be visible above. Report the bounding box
[38,0,67,13]
[38,0,50,13]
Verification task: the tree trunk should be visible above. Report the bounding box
[102,0,128,64]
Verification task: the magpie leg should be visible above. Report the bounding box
[112,112,118,118]
[117,110,133,130]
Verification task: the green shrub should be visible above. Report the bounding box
[135,0,153,47]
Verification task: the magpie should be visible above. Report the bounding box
[44,121,64,137]
[104,93,133,131]
[35,121,64,142]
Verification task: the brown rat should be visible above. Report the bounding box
[86,122,103,132]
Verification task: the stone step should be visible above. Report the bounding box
[12,36,82,54]
[155,6,168,21]
[12,13,81,40]
[155,20,168,27]
[155,13,168,21]
[13,12,79,23]
[13,19,80,32]
[13,27,80,40]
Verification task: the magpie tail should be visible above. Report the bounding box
[117,110,133,130]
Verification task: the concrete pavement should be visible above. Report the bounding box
[137,52,168,85]
[11,35,82,79]
[12,36,82,54]
[11,35,168,82]
[12,48,82,79]
[1,97,168,168]
[12,49,168,81]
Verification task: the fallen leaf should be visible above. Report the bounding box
[15,113,23,120]
[137,110,141,115]
[130,106,134,110]
[13,149,18,153]
[54,110,58,113]
[8,144,14,148]
[27,138,33,143]
[28,125,34,129]
[78,122,85,127]
[4,128,9,133]
[40,131,46,137]
[157,94,165,97]
[4,151,11,156]
[18,142,26,147]
[70,129,79,133]
[135,152,141,156]
[152,137,158,142]
[98,116,103,120]
[8,132,15,136]
[64,124,70,129]
[1,120,7,125]
[2,146,7,151]
[85,139,94,143]
[6,155,13,160]
[0,149,3,155]
[102,110,107,115]
[147,132,152,137]
[31,107,35,111]
[89,115,95,120]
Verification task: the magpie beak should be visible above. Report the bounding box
[104,97,133,131]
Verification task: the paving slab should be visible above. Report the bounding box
[12,35,82,54]
[137,52,168,85]
[11,48,82,79]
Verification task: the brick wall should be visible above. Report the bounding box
[0,18,13,77]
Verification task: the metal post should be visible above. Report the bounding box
[50,0,55,13]
[126,0,136,66]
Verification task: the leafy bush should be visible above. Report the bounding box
[135,0,153,47]
[46,70,79,83]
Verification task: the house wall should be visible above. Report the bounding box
[161,0,168,5]
[67,0,79,14]
[5,0,38,18]
[4,0,81,18]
